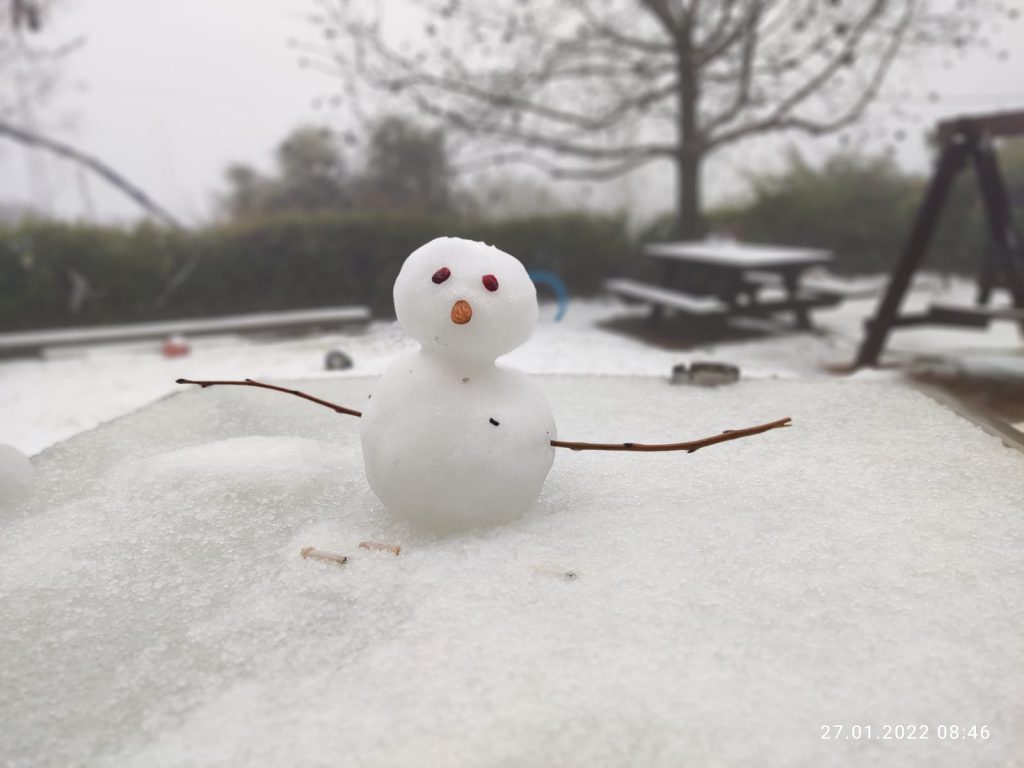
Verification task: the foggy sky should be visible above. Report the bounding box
[2,0,1022,227]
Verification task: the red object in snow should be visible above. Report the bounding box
[161,335,190,358]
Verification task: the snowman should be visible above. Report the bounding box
[179,238,790,533]
[360,237,556,530]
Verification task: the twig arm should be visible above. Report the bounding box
[176,378,363,417]
[550,417,791,452]
[176,378,788,454]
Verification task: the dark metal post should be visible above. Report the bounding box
[853,135,971,368]
[976,254,996,306]
[970,135,1024,333]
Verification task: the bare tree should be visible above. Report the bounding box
[306,0,1019,237]
[0,119,183,227]
[1,1,68,124]
[220,117,452,219]
[1,0,181,227]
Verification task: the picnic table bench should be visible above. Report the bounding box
[607,240,844,329]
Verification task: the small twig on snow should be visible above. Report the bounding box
[176,378,362,417]
[300,546,348,565]
[359,541,401,556]
[550,417,792,453]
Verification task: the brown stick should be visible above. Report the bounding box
[300,546,348,565]
[550,417,792,453]
[359,541,401,556]
[176,378,362,417]
[176,378,789,453]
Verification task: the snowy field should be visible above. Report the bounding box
[2,277,1024,766]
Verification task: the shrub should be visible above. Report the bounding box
[0,212,632,330]
[714,151,926,274]
[663,147,1016,277]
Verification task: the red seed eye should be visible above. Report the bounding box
[482,274,499,292]
[432,267,451,284]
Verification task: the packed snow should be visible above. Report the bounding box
[1,375,1022,766]
[0,444,34,504]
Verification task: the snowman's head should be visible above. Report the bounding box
[394,237,538,361]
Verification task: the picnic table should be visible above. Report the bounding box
[608,240,840,329]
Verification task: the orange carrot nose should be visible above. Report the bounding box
[451,299,472,325]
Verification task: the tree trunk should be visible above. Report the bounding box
[674,18,706,241]
[676,148,706,239]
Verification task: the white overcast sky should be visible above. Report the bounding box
[1,0,1022,226]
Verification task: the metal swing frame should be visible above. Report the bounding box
[854,110,1024,368]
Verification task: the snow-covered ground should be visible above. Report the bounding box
[2,275,1023,766]
[2,275,1022,456]
[3,375,1022,766]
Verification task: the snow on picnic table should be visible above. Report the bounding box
[1,375,1022,766]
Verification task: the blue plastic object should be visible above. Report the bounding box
[527,269,569,322]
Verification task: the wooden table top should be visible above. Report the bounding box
[644,240,832,270]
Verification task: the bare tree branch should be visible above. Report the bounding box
[570,0,676,55]
[695,0,753,66]
[0,117,183,228]
[707,0,914,148]
[313,0,1017,234]
[454,149,666,181]
[176,378,363,417]
[638,0,683,41]
[701,3,762,132]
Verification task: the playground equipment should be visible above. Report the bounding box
[855,110,1024,368]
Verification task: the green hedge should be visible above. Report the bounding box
[709,154,988,276]
[5,150,1013,333]
[641,151,1007,277]
[0,212,634,331]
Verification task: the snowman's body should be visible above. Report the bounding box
[360,237,556,531]
[361,350,555,530]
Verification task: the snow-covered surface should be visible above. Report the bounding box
[2,276,1022,458]
[0,305,369,352]
[0,443,35,500]
[2,273,1024,765]
[2,375,1022,766]
[645,239,831,267]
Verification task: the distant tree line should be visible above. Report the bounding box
[220,117,452,220]
[3,123,1023,331]
[224,116,1024,280]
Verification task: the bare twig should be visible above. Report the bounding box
[359,541,401,555]
[550,417,792,453]
[176,378,362,417]
[300,546,348,565]
[176,379,789,454]
[533,565,580,581]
